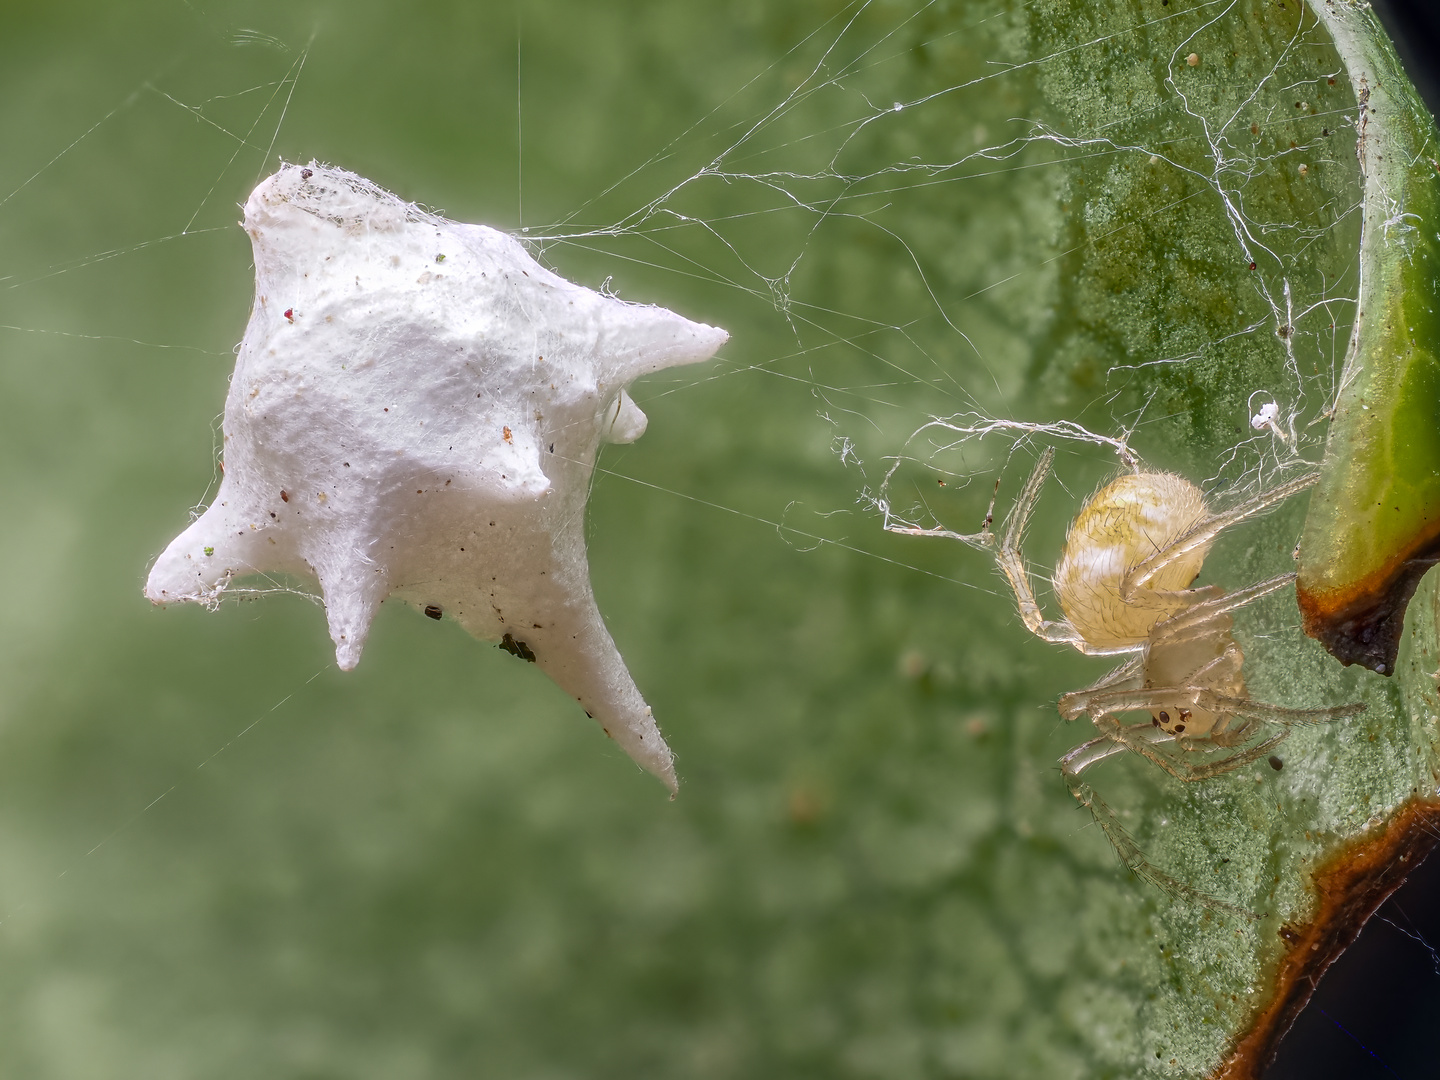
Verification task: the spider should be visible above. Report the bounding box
[897,447,1364,911]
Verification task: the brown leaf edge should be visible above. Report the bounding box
[1297,466,1440,676]
[1210,798,1440,1079]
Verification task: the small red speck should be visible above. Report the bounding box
[280,490,289,502]
[1249,262,1257,270]
[503,426,513,443]
[283,308,294,322]
[300,168,313,181]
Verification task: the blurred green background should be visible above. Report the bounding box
[0,1,1392,1076]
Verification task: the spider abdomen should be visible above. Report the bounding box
[1054,471,1210,647]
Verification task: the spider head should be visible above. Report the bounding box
[1150,704,1220,738]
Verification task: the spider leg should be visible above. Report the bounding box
[1191,691,1366,727]
[1093,711,1289,779]
[1176,719,1261,751]
[1058,654,1145,721]
[1122,470,1319,598]
[996,448,1081,646]
[1060,732,1259,919]
[1071,685,1359,743]
[994,448,1139,656]
[885,524,991,549]
[1147,573,1296,650]
[1177,641,1243,687]
[1068,684,1360,728]
[1082,704,1271,776]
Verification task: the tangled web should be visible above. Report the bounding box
[516,0,1362,533]
[0,0,1365,585]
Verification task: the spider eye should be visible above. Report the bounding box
[1173,723,1186,733]
[1158,711,1170,723]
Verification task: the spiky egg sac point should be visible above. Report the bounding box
[997,449,1363,909]
[144,163,729,795]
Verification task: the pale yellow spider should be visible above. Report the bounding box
[900,447,1364,909]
